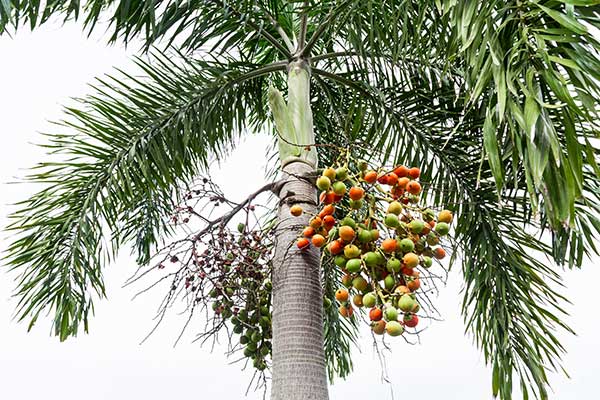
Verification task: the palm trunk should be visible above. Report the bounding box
[270,60,329,400]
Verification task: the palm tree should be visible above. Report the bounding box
[2,1,600,399]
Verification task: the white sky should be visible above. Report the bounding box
[0,23,598,400]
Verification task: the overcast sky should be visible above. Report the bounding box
[0,22,598,400]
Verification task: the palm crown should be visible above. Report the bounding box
[2,1,600,399]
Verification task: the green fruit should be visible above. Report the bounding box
[422,208,435,221]
[386,257,402,273]
[346,258,362,273]
[374,252,385,265]
[399,238,415,253]
[421,256,433,268]
[344,244,361,259]
[316,176,331,191]
[335,255,347,268]
[336,167,348,180]
[332,181,347,196]
[260,306,269,316]
[387,201,402,215]
[264,280,272,291]
[341,217,357,229]
[384,213,400,228]
[386,320,404,336]
[247,342,257,352]
[237,223,245,233]
[260,346,270,356]
[240,335,249,345]
[436,222,450,236]
[352,276,369,292]
[384,305,399,321]
[243,347,254,357]
[398,294,416,312]
[409,194,420,204]
[363,292,377,308]
[225,287,234,297]
[357,229,372,243]
[233,325,244,334]
[323,297,332,309]
[328,227,339,240]
[363,251,380,267]
[251,331,261,343]
[408,219,425,234]
[238,310,248,322]
[358,160,369,171]
[349,199,364,209]
[426,232,439,246]
[384,275,395,291]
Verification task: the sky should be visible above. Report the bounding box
[0,22,598,400]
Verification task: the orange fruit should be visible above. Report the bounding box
[303,226,315,238]
[335,288,349,302]
[407,278,421,291]
[339,305,353,318]
[381,238,397,253]
[386,172,398,186]
[349,186,365,201]
[434,247,446,259]
[319,191,336,204]
[408,167,420,179]
[339,226,356,242]
[323,215,336,228]
[406,180,421,195]
[397,177,410,189]
[369,307,383,321]
[297,238,310,249]
[310,217,322,229]
[311,234,326,248]
[364,170,378,184]
[323,167,336,181]
[290,205,303,216]
[377,173,388,184]
[403,252,419,268]
[328,239,344,255]
[394,165,409,177]
[394,285,411,295]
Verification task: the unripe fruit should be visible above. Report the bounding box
[334,255,347,268]
[335,167,348,180]
[323,167,336,181]
[409,219,425,234]
[438,209,453,223]
[311,234,326,248]
[344,244,361,259]
[398,294,416,312]
[349,199,364,209]
[357,160,368,171]
[381,238,397,253]
[370,229,380,241]
[297,238,310,249]
[290,205,303,216]
[421,256,433,268]
[339,226,356,242]
[323,297,332,309]
[332,181,347,196]
[363,251,380,267]
[399,238,415,253]
[384,306,399,321]
[426,232,440,246]
[387,201,402,215]
[335,288,349,302]
[386,320,404,336]
[394,285,411,295]
[363,292,377,308]
[403,252,419,268]
[369,307,383,321]
[352,276,368,292]
[384,274,395,291]
[341,273,353,287]
[357,229,372,243]
[353,294,364,307]
[386,257,402,272]
[317,176,331,191]
[363,170,378,184]
[372,320,386,335]
[384,213,400,228]
[349,186,365,200]
[340,216,357,229]
[346,258,362,273]
[422,208,435,221]
[407,180,421,195]
[436,222,450,236]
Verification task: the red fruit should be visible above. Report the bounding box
[369,307,383,321]
[394,165,409,177]
[323,215,336,228]
[328,239,344,255]
[406,181,421,195]
[434,247,446,259]
[404,314,419,328]
[303,226,316,238]
[297,238,310,249]
[335,288,349,302]
[381,238,397,253]
[377,173,388,184]
[349,186,365,201]
[386,172,398,186]
[311,234,326,248]
[319,191,336,204]
[364,170,378,184]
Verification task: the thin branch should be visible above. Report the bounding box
[300,0,355,57]
[298,0,309,52]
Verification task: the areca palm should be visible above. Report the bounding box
[2,1,600,399]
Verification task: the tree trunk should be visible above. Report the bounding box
[269,60,329,400]
[271,160,329,400]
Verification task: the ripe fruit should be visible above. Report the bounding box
[344,244,361,259]
[381,238,397,253]
[303,226,316,238]
[323,167,336,180]
[332,181,347,196]
[398,294,417,312]
[394,165,409,177]
[408,167,420,179]
[369,307,383,321]
[386,172,398,186]
[309,217,322,229]
[341,273,353,287]
[404,314,419,328]
[406,180,421,195]
[346,258,362,273]
[339,226,356,242]
[339,305,353,318]
[434,247,446,259]
[386,257,401,272]
[384,213,399,228]
[384,306,398,321]
[297,238,310,249]
[407,278,421,291]
[328,240,344,255]
[438,209,453,223]
[403,252,419,268]
[372,320,386,335]
[364,170,378,183]
[397,177,410,189]
[335,288,349,302]
[387,201,402,215]
[320,204,335,217]
[349,186,365,200]
[311,234,326,248]
[408,219,425,234]
[320,191,336,204]
[394,285,411,295]
[317,176,331,191]
[336,167,348,180]
[435,222,450,236]
[386,321,404,336]
[399,238,415,253]
[353,294,364,307]
[323,215,336,228]
[290,205,303,216]
[363,292,377,308]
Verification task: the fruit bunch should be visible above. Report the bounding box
[293,161,453,337]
